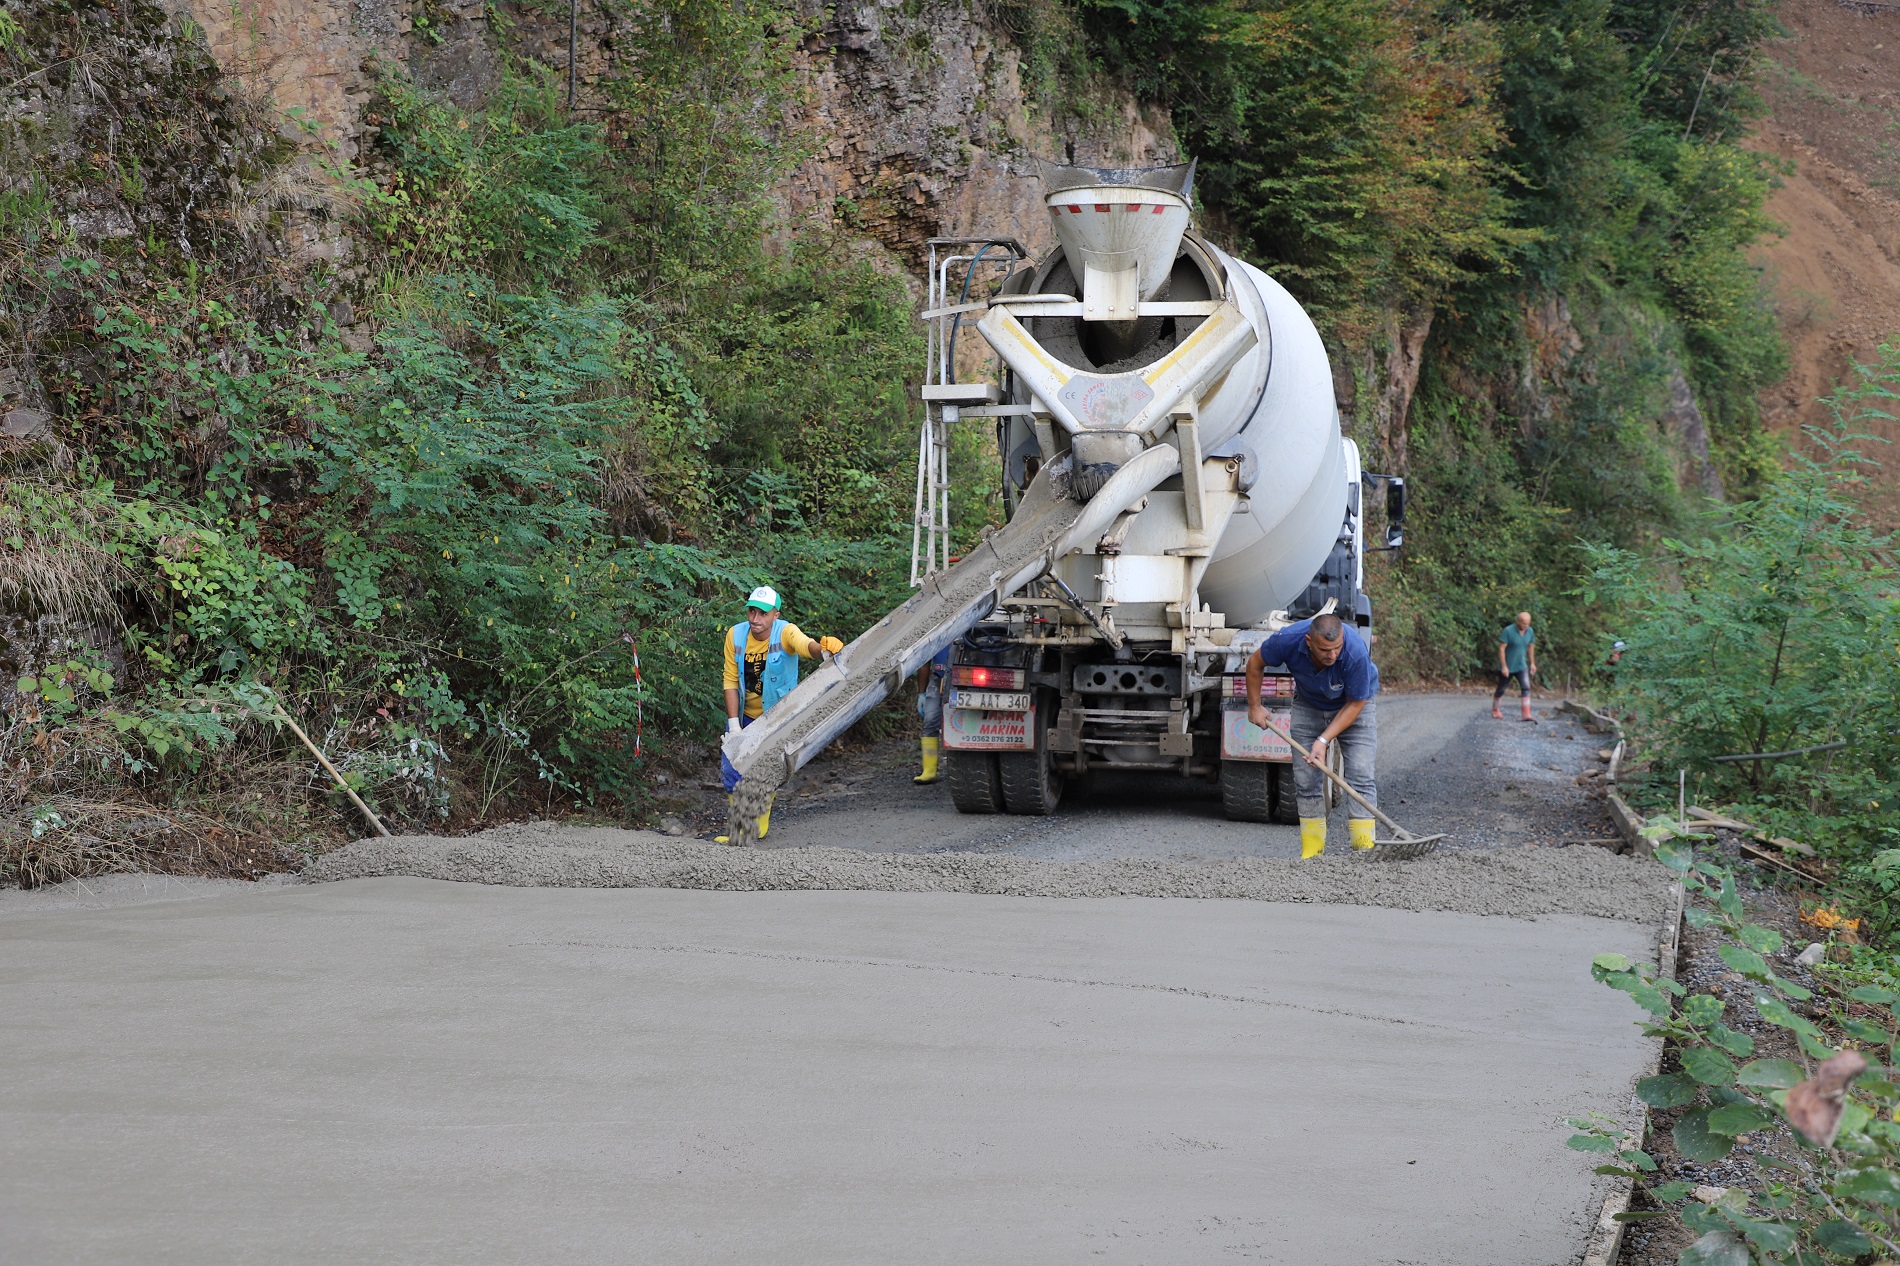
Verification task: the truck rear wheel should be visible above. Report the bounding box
[1219,759,1273,823]
[1271,762,1298,825]
[944,750,1005,814]
[998,747,1063,814]
[998,703,1063,815]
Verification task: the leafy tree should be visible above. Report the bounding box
[1580,346,1900,859]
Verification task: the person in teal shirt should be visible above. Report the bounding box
[1493,611,1537,721]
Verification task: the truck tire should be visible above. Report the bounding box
[944,750,1005,814]
[1219,759,1273,823]
[999,703,1064,815]
[1270,761,1298,825]
[999,746,1063,814]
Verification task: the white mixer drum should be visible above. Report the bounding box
[1199,254,1346,625]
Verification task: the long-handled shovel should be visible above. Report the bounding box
[1255,713,1444,860]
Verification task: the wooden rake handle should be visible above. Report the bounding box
[1253,711,1417,841]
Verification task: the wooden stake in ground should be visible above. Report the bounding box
[271,702,391,838]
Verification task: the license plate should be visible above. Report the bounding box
[952,688,1031,711]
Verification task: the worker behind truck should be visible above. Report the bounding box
[912,646,951,785]
[716,585,843,844]
[1245,613,1380,859]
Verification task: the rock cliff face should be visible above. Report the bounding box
[780,1,1176,268]
[163,0,1175,277]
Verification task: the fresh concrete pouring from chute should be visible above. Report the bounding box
[723,160,1413,847]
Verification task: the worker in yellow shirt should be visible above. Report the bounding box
[716,584,843,843]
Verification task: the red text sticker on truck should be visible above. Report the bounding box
[943,707,1037,752]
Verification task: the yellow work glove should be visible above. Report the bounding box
[817,635,844,655]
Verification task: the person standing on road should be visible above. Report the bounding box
[717,585,843,843]
[1244,613,1380,859]
[1492,611,1537,722]
[912,645,951,785]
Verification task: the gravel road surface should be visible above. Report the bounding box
[744,690,1615,860]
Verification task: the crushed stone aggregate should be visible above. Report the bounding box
[306,823,1671,923]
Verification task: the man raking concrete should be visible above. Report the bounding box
[1244,613,1380,858]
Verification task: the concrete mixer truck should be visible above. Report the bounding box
[717,159,1403,842]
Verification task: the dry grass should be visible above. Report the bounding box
[0,477,139,628]
[4,796,288,888]
[232,157,354,235]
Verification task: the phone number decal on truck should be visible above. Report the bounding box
[1221,706,1292,761]
[942,706,1037,751]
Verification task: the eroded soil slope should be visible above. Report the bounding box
[1753,0,1900,520]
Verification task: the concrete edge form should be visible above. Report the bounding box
[1562,699,1626,739]
[1560,701,1644,858]
[1607,787,1649,858]
[1580,875,1686,1266]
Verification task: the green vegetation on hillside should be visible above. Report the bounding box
[1586,347,1900,920]
[1,0,917,873]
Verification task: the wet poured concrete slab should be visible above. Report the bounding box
[0,878,1652,1265]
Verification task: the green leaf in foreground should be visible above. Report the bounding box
[1654,842,1694,873]
[1683,992,1725,1025]
[1717,944,1772,982]
[1566,1132,1618,1153]
[1681,1046,1738,1086]
[1637,1072,1700,1108]
[1756,994,1821,1036]
[1735,1058,1803,1089]
[1848,985,1898,1005]
[1814,1219,1873,1255]
[1706,1102,1774,1135]
[1842,1017,1892,1045]
[1736,923,1782,954]
[1726,1212,1794,1254]
[1653,1179,1695,1203]
[1706,1023,1754,1057]
[1837,1167,1900,1207]
[1673,1107,1734,1163]
[1679,1229,1748,1266]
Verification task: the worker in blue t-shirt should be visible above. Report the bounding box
[1244,612,1380,859]
[1493,611,1537,722]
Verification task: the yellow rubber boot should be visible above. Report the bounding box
[914,737,941,784]
[714,795,736,845]
[1349,818,1377,851]
[755,793,774,841]
[1299,818,1327,859]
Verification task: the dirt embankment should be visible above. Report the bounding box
[1752,0,1900,521]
